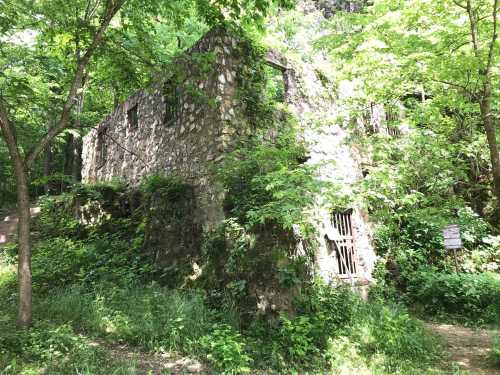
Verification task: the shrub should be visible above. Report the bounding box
[201,323,252,374]
[277,314,319,363]
[29,233,155,292]
[34,194,84,239]
[406,271,500,324]
[216,129,334,231]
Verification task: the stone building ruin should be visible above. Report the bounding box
[82,25,382,289]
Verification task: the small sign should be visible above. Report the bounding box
[443,224,462,249]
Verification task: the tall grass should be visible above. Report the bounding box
[34,286,230,353]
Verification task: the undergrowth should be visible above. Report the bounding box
[0,180,467,374]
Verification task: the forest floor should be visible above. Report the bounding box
[425,322,499,375]
[89,338,206,374]
[1,208,498,374]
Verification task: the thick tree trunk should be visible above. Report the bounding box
[480,84,500,221]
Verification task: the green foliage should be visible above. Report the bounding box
[242,279,443,373]
[0,250,449,374]
[277,314,320,363]
[140,174,190,199]
[201,323,252,374]
[30,234,154,292]
[217,130,329,231]
[35,286,220,353]
[34,194,84,238]
[342,302,442,374]
[0,319,137,374]
[406,271,500,325]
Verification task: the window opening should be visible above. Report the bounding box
[127,105,138,129]
[263,64,285,103]
[385,105,401,137]
[97,127,107,169]
[330,210,358,276]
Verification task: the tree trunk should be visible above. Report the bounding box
[480,83,500,223]
[72,137,83,182]
[0,0,125,329]
[72,90,85,182]
[15,165,32,328]
[43,140,52,195]
[0,106,32,328]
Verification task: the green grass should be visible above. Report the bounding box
[0,229,472,375]
[0,254,466,374]
[0,318,140,374]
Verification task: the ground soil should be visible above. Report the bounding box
[425,322,499,375]
[90,338,207,374]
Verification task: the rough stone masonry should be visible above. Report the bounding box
[82,24,378,287]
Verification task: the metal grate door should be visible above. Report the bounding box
[331,211,357,276]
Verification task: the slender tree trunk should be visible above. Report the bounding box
[72,87,85,182]
[0,106,32,328]
[480,83,500,219]
[0,0,126,329]
[72,137,83,182]
[15,166,32,328]
[43,123,53,195]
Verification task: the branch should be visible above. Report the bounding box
[25,0,126,168]
[466,0,480,57]
[453,0,467,9]
[0,100,25,173]
[431,78,473,93]
[486,0,498,75]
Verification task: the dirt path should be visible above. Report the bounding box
[90,338,207,374]
[0,206,40,246]
[425,322,499,375]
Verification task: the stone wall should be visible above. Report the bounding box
[82,18,378,286]
[272,1,377,284]
[82,28,248,231]
[288,70,377,284]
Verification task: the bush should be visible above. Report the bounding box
[29,234,155,292]
[406,271,500,324]
[201,323,252,374]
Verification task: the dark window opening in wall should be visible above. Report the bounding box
[164,80,178,125]
[97,127,107,169]
[127,105,138,129]
[387,126,401,137]
[330,210,358,276]
[364,102,377,135]
[385,105,401,138]
[263,65,285,103]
